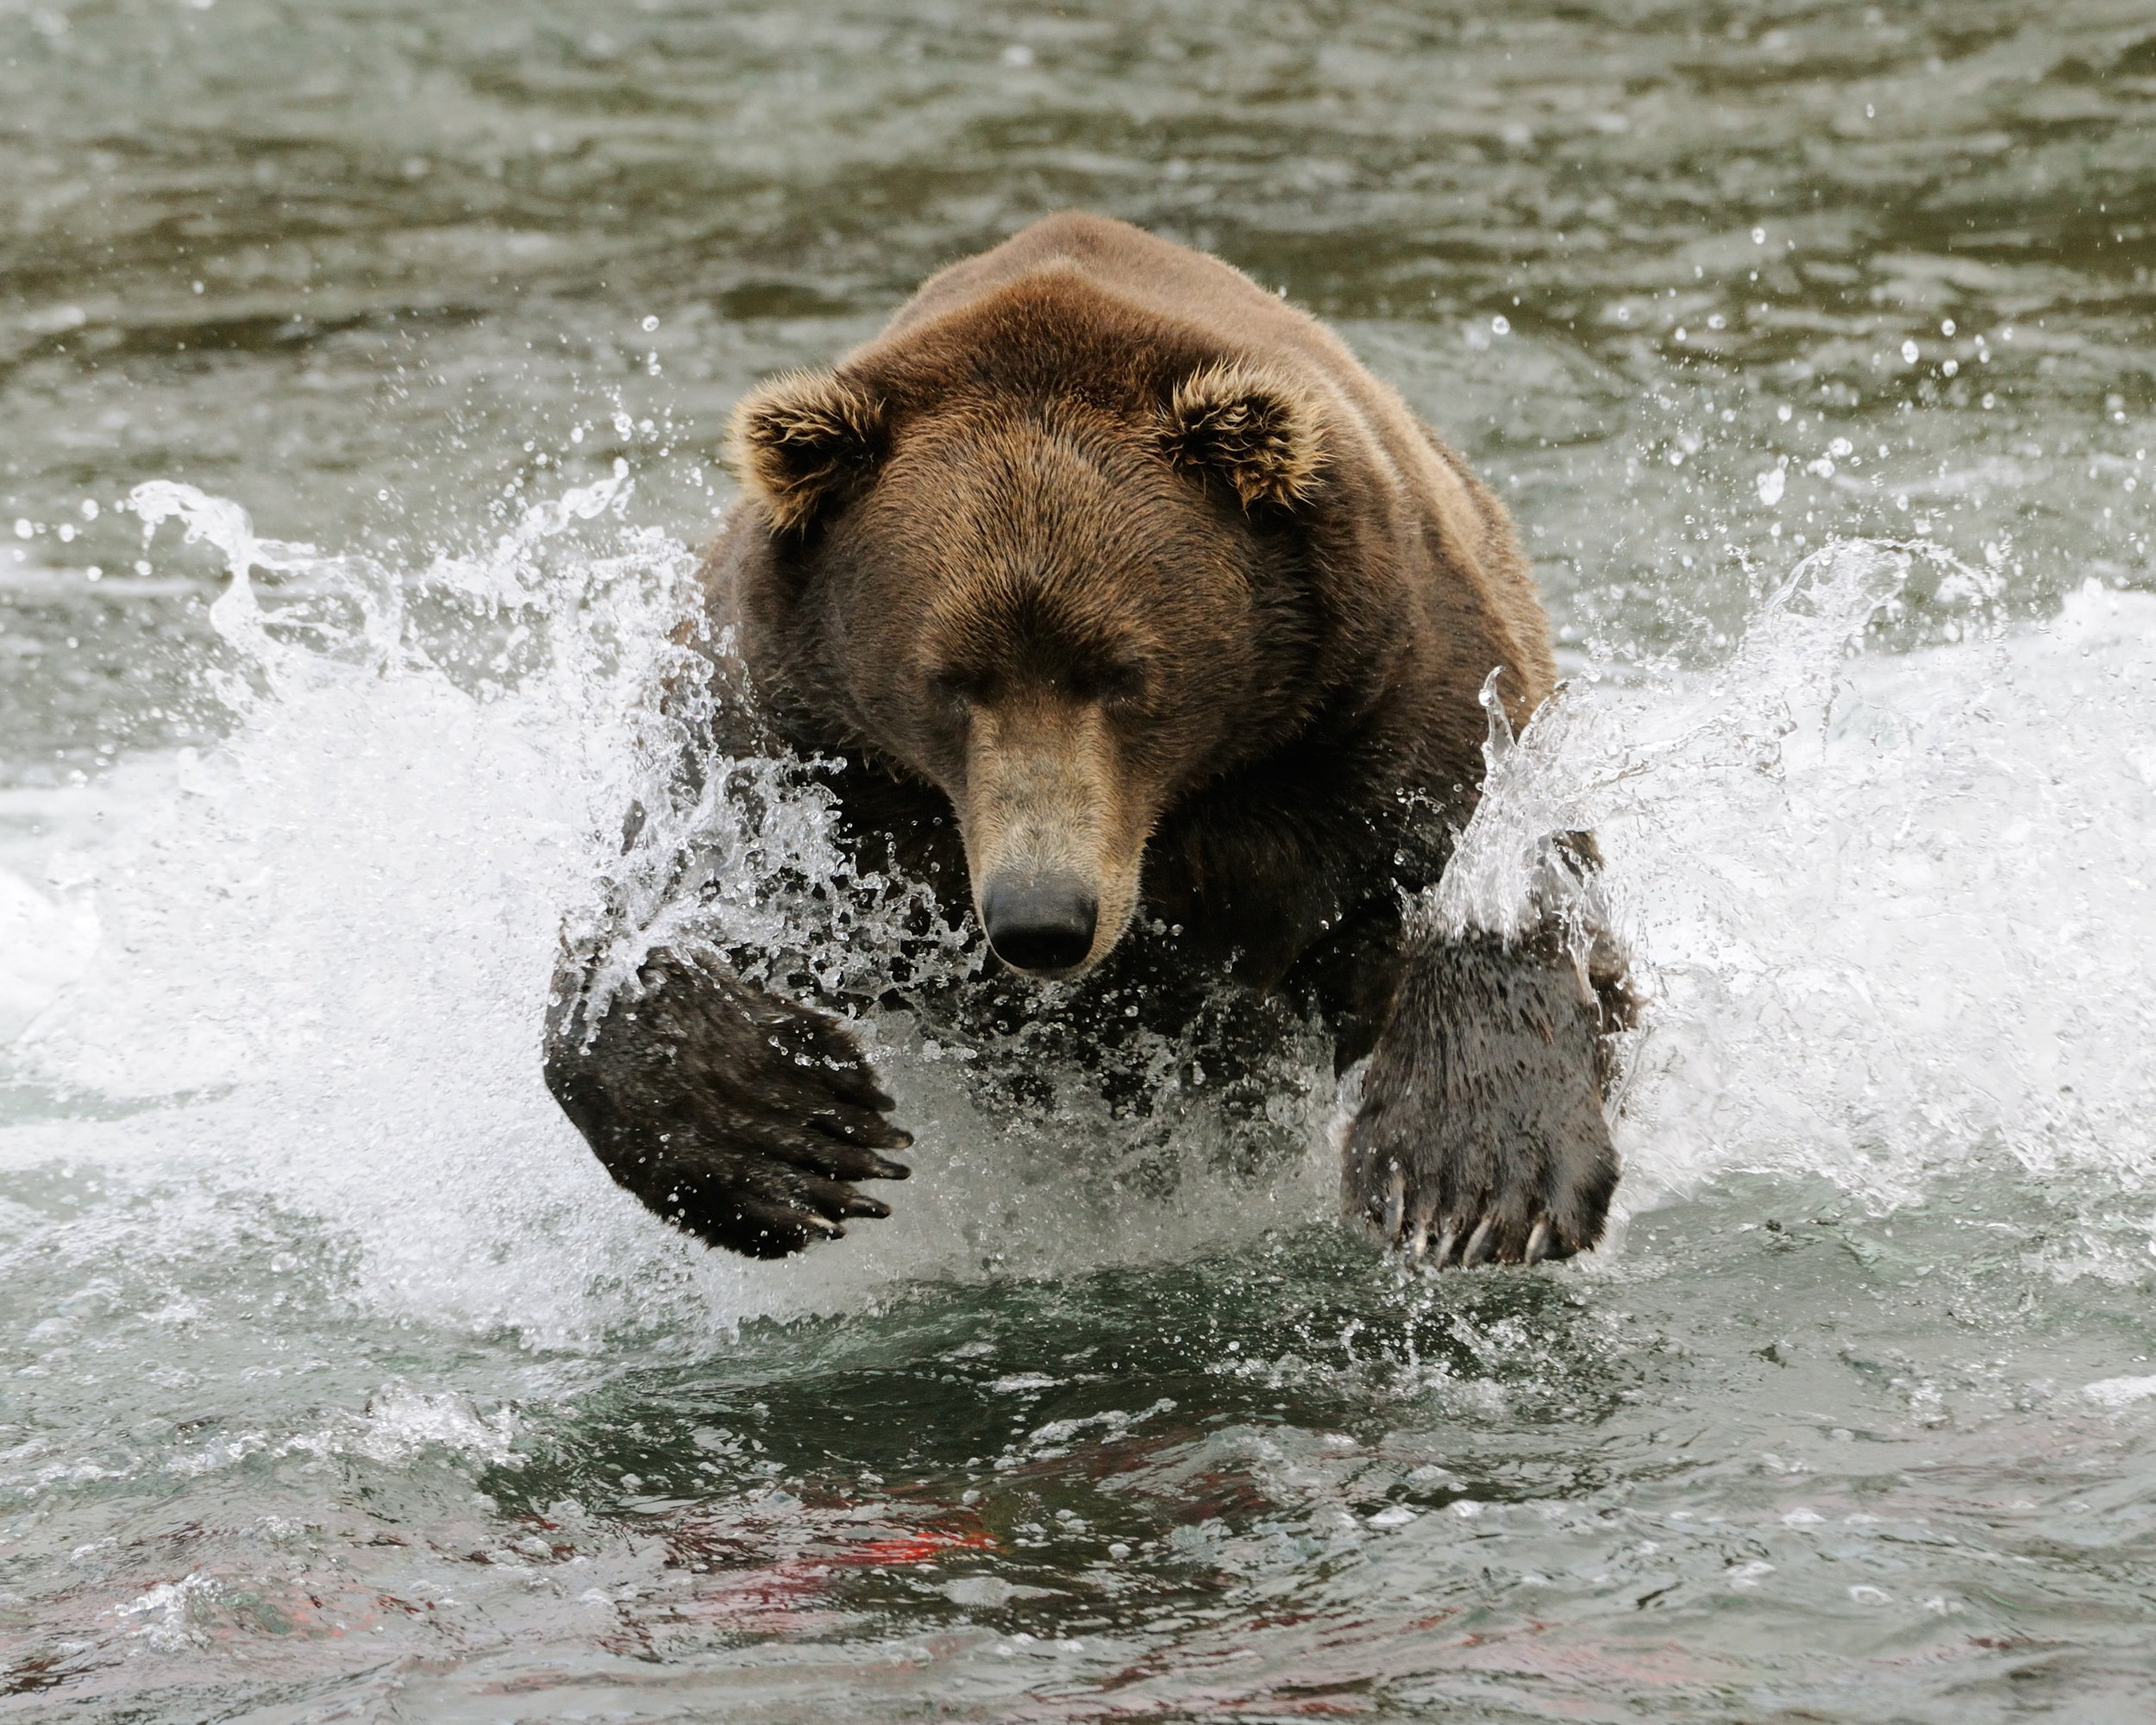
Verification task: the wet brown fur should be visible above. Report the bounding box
[545,214,1626,1264]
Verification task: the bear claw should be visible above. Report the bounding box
[1381,1166,1407,1240]
[1392,1211,1564,1271]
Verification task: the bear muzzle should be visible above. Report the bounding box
[955,693,1149,981]
[980,871,1100,977]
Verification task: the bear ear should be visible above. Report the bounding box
[726,370,888,533]
[1155,361,1326,512]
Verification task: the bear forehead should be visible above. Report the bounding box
[858,416,1261,638]
[882,403,1193,542]
[857,268,1234,413]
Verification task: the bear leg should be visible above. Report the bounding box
[1343,932,1617,1266]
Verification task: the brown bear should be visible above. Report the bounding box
[543,212,1631,1267]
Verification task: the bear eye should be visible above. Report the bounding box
[929,668,985,712]
[1082,659,1147,706]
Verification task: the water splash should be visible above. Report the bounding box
[8,478,711,1347]
[1435,538,2156,1214]
[4,509,2152,1354]
[1435,537,1915,948]
[3,480,1346,1346]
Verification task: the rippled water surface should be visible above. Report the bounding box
[4,3,2155,1719]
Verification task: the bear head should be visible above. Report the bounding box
[726,292,1336,982]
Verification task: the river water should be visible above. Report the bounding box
[3,3,2154,1719]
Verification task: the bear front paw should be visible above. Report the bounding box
[1343,935,1618,1268]
[545,943,912,1258]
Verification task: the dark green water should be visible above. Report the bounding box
[3,3,2155,1720]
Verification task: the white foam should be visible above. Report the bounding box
[2084,1375,2156,1409]
[3,480,716,1346]
[1451,544,2156,1213]
[114,1571,222,1653]
[0,862,97,1046]
[293,1383,524,1467]
[0,765,167,1045]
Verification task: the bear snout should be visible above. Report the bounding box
[981,872,1100,977]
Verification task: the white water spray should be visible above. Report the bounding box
[4,498,2153,1351]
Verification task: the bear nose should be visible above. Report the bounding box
[981,873,1100,975]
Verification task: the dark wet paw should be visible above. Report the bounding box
[544,942,912,1258]
[1342,935,1618,1270]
